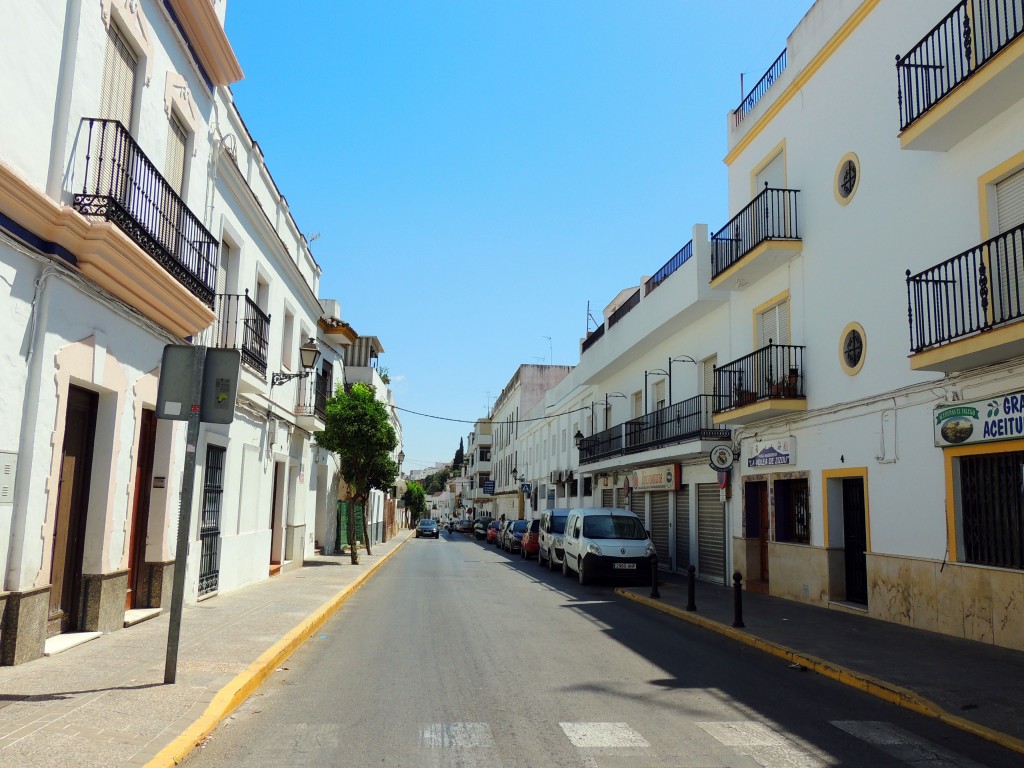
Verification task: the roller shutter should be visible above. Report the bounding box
[630,489,645,519]
[992,169,1024,325]
[650,491,671,571]
[697,483,726,583]
[674,487,690,570]
[601,488,615,507]
[100,23,137,129]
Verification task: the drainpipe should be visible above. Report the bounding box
[46,0,84,201]
[5,268,58,592]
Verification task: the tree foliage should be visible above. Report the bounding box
[402,481,427,522]
[453,437,464,469]
[316,382,397,561]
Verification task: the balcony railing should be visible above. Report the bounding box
[713,343,806,413]
[734,49,787,126]
[624,395,731,454]
[711,186,800,278]
[645,240,693,296]
[608,289,641,328]
[907,222,1024,352]
[578,424,623,464]
[581,323,605,354]
[897,0,1024,132]
[73,118,217,306]
[296,371,330,421]
[212,291,270,376]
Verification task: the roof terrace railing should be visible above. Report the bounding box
[734,49,787,127]
[645,240,693,296]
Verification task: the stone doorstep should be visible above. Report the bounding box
[123,608,162,627]
[43,631,102,656]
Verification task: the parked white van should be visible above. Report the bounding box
[561,507,657,585]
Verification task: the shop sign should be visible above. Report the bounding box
[748,438,796,467]
[934,392,1024,447]
[628,463,680,492]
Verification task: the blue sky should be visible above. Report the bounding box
[225,1,812,472]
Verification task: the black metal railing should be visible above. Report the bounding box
[581,323,605,354]
[296,371,330,420]
[211,291,270,376]
[907,222,1024,352]
[73,118,217,306]
[734,49,787,126]
[711,186,800,278]
[897,0,1024,132]
[624,395,731,454]
[645,240,693,295]
[608,289,641,328]
[713,343,806,413]
[579,423,624,464]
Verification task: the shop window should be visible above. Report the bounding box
[956,450,1024,569]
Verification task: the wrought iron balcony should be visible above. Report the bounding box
[645,240,692,296]
[734,49,787,127]
[579,395,730,464]
[608,289,640,328]
[295,371,330,422]
[73,118,217,307]
[906,222,1024,364]
[711,186,800,280]
[713,343,806,415]
[897,0,1024,133]
[581,323,605,354]
[211,291,270,376]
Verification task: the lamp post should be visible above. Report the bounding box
[512,466,526,520]
[604,392,626,430]
[573,430,584,506]
[271,337,321,388]
[667,355,697,406]
[644,369,670,415]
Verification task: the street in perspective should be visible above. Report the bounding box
[3,0,1024,767]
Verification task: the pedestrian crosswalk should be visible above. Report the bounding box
[417,719,996,767]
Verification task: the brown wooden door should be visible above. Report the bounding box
[49,387,98,634]
[759,483,770,582]
[127,409,157,609]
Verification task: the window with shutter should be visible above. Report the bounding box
[100,24,137,130]
[992,169,1024,324]
[702,355,717,396]
[166,113,188,196]
[758,299,790,346]
[996,168,1024,232]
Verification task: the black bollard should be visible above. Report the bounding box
[649,557,661,599]
[733,571,745,628]
[686,565,697,611]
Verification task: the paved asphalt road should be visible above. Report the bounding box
[184,532,1019,767]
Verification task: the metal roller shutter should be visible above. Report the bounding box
[993,169,1024,325]
[601,488,615,507]
[674,487,690,570]
[630,490,645,519]
[997,168,1024,230]
[697,483,726,584]
[650,491,671,571]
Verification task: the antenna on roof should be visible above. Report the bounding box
[309,232,321,243]
[586,301,600,334]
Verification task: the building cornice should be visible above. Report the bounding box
[165,0,243,86]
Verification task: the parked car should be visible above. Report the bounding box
[496,519,514,547]
[505,519,529,553]
[486,520,503,545]
[473,518,493,540]
[561,508,656,585]
[415,519,440,539]
[537,508,570,570]
[520,519,541,559]
[457,518,475,534]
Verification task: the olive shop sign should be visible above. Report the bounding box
[934,391,1024,447]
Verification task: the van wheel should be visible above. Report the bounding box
[577,557,588,586]
[562,557,570,578]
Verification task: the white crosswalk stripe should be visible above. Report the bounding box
[831,721,991,768]
[421,722,496,749]
[560,722,651,748]
[698,721,828,767]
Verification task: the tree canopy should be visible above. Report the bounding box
[402,481,427,522]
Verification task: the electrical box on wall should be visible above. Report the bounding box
[0,452,17,504]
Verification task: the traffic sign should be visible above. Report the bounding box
[521,483,532,494]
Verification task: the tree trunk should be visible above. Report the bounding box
[348,492,359,565]
[362,495,373,556]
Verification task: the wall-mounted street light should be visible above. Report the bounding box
[602,392,627,431]
[271,337,321,388]
[644,369,670,414]
[573,430,584,448]
[667,355,698,406]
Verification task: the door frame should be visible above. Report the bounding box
[822,467,871,603]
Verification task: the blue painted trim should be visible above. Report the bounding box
[0,211,78,266]
[162,1,215,93]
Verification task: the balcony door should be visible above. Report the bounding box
[97,23,137,199]
[757,300,790,395]
[991,168,1024,325]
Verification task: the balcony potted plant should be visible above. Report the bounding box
[770,368,799,398]
[734,383,757,405]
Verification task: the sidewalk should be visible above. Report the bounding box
[0,531,412,768]
[616,572,1024,755]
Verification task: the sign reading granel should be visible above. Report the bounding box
[934,391,1024,447]
[748,438,796,467]
[628,463,680,492]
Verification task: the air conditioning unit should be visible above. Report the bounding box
[550,470,559,483]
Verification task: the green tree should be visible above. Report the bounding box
[453,437,464,469]
[316,383,397,564]
[402,481,427,523]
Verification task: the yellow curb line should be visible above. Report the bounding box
[147,531,413,767]
[616,588,1024,756]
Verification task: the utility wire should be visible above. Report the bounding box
[394,404,591,424]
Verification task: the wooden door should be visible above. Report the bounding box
[49,387,98,634]
[127,409,156,609]
[842,479,868,604]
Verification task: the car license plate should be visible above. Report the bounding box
[613,563,636,570]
